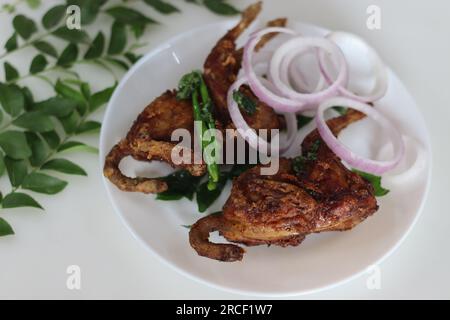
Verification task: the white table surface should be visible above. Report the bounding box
[0,0,449,299]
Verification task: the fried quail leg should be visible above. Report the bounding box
[189,213,245,262]
[103,90,206,193]
[203,2,285,131]
[104,4,287,194]
[189,110,378,262]
[104,140,168,193]
[203,2,261,123]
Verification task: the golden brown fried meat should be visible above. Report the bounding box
[203,2,261,124]
[189,213,246,262]
[126,90,195,142]
[203,2,285,131]
[103,91,206,194]
[104,3,288,194]
[189,111,378,262]
[104,140,168,194]
[234,17,288,61]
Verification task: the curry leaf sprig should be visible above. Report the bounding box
[157,163,256,213]
[233,90,257,115]
[292,140,321,174]
[353,170,390,197]
[0,0,241,236]
[0,79,117,236]
[0,0,152,237]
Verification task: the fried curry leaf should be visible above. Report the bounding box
[306,140,321,161]
[233,90,257,115]
[297,115,314,129]
[228,163,256,179]
[292,140,321,174]
[353,170,390,197]
[156,170,202,201]
[196,173,228,212]
[196,164,259,212]
[176,71,202,100]
[332,106,348,115]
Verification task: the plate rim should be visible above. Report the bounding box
[99,20,433,297]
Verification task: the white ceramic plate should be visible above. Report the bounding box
[99,20,431,296]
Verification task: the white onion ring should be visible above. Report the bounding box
[315,97,405,175]
[243,27,309,113]
[319,31,389,103]
[227,77,298,154]
[270,37,348,105]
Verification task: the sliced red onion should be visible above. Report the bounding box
[376,136,427,186]
[315,97,405,175]
[320,31,389,103]
[282,48,344,98]
[227,77,298,154]
[243,27,308,113]
[288,50,328,94]
[270,37,348,105]
[252,50,274,64]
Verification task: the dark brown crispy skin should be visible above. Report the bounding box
[104,3,288,194]
[188,213,246,262]
[189,110,379,262]
[103,90,206,194]
[203,1,285,131]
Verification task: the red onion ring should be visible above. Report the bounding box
[315,97,405,175]
[227,77,298,154]
[243,27,309,113]
[282,48,345,96]
[270,37,348,105]
[287,50,327,94]
[319,31,388,103]
[376,136,427,186]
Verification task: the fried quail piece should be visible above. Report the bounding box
[104,5,288,194]
[203,2,285,131]
[189,213,246,262]
[189,110,378,262]
[103,90,206,194]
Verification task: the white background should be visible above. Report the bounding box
[0,0,449,299]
